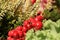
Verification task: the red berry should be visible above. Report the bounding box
[32,21,36,27]
[29,17,36,27]
[31,0,36,4]
[12,30,18,38]
[16,39,20,40]
[27,19,31,22]
[22,26,28,33]
[35,21,43,30]
[20,37,25,40]
[18,31,23,37]
[35,16,43,21]
[29,17,34,22]
[8,30,14,37]
[7,37,15,40]
[23,20,29,26]
[16,26,23,31]
[8,30,18,38]
[26,24,32,30]
[29,17,35,23]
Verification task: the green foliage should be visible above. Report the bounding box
[55,0,60,7]
[44,6,60,21]
[0,0,22,38]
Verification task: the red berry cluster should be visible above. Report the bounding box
[29,15,43,30]
[7,26,25,40]
[7,15,43,40]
